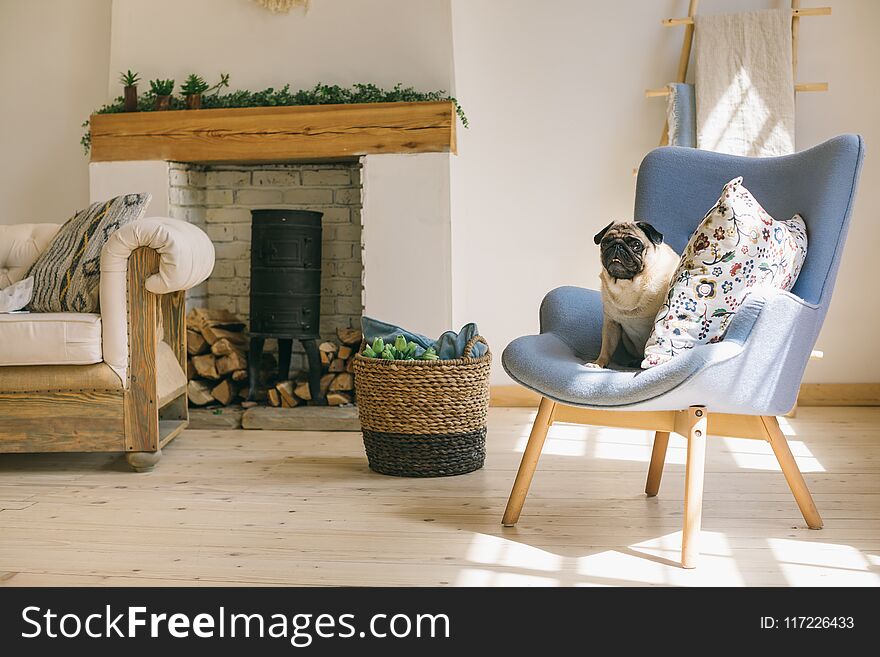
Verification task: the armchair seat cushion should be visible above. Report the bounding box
[503,333,700,409]
[0,312,102,366]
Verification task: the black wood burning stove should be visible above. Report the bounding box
[247,209,326,404]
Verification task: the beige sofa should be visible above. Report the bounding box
[0,216,214,471]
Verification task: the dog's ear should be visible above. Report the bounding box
[593,221,614,245]
[636,221,664,246]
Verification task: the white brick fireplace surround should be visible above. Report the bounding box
[89,153,454,343]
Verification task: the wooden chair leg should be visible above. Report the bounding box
[645,431,670,497]
[761,415,823,529]
[502,397,556,527]
[681,406,707,569]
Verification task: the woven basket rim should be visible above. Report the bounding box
[354,335,491,367]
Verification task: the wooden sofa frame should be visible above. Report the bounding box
[0,248,188,471]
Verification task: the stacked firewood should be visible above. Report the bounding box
[267,327,361,408]
[185,308,362,408]
[185,308,250,407]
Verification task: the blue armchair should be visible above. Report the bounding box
[500,135,865,568]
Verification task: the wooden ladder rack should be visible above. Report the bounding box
[648,0,831,146]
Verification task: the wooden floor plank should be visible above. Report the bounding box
[1,407,878,587]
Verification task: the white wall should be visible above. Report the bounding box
[0,0,112,224]
[3,0,877,384]
[362,154,453,338]
[108,0,454,96]
[450,0,880,384]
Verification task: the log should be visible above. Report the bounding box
[201,325,248,346]
[186,329,209,355]
[186,358,196,380]
[328,358,346,373]
[294,380,311,400]
[187,307,246,332]
[275,380,299,408]
[294,375,334,401]
[345,357,355,373]
[319,341,339,355]
[216,351,248,376]
[337,345,354,360]
[191,353,220,380]
[211,337,247,356]
[211,379,239,406]
[329,372,354,392]
[267,388,281,407]
[327,392,352,406]
[231,369,248,382]
[336,327,362,346]
[319,341,338,367]
[187,379,214,406]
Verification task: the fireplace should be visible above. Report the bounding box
[166,161,364,376]
[88,113,457,425]
[247,209,326,404]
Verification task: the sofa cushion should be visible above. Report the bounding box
[27,193,151,313]
[0,223,61,288]
[0,312,103,366]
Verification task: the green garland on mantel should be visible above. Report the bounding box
[80,82,467,154]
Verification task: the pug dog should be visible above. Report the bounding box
[587,221,679,369]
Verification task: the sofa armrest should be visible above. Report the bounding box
[100,217,215,383]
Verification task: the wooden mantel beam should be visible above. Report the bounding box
[90,101,457,164]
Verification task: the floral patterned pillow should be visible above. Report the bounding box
[641,176,807,368]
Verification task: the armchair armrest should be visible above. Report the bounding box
[100,217,215,383]
[539,285,604,358]
[679,288,824,415]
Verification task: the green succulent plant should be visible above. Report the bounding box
[119,70,140,87]
[180,74,209,96]
[149,78,175,96]
[206,72,231,96]
[361,336,439,361]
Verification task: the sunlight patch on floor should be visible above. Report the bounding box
[768,538,880,586]
[515,424,689,464]
[720,437,825,473]
[465,533,563,572]
[515,423,590,457]
[593,429,687,465]
[776,416,797,436]
[454,568,559,587]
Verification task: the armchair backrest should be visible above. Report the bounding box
[0,223,61,288]
[634,135,865,307]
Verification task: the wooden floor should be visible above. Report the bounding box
[1,407,878,587]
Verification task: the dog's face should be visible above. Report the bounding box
[593,221,664,280]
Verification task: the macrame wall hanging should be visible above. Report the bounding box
[254,0,310,13]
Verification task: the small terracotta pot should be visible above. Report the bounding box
[155,95,171,111]
[123,85,138,112]
[185,94,202,110]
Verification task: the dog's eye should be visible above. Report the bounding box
[631,241,643,251]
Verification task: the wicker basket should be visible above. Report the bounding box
[352,335,491,477]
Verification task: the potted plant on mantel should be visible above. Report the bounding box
[150,78,175,110]
[120,70,140,112]
[181,74,210,109]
